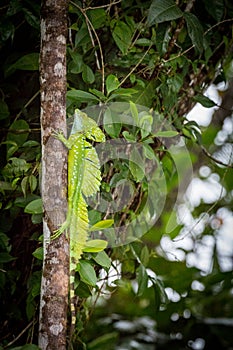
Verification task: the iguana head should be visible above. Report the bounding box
[72,109,105,143]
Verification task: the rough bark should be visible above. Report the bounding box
[39,1,69,349]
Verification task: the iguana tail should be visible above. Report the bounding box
[69,194,88,337]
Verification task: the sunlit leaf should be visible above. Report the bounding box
[92,251,111,268]
[32,247,43,260]
[106,74,120,95]
[83,239,108,252]
[78,260,97,286]
[154,130,179,137]
[24,198,43,214]
[89,219,114,231]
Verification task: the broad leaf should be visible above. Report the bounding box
[7,120,29,147]
[193,94,216,108]
[82,64,95,84]
[32,247,43,260]
[24,198,43,214]
[67,89,99,102]
[154,130,179,138]
[106,74,120,95]
[92,251,111,268]
[83,239,108,252]
[184,12,204,53]
[111,20,132,55]
[89,219,114,231]
[0,100,9,120]
[5,53,39,76]
[78,260,97,286]
[137,265,148,296]
[147,0,183,25]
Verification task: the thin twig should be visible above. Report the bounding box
[164,18,233,63]
[173,146,233,242]
[70,1,105,94]
[119,44,152,87]
[15,90,40,121]
[83,0,122,10]
[201,145,233,168]
[4,320,35,348]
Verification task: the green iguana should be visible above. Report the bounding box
[52,109,105,335]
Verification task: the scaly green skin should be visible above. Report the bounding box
[52,109,105,336]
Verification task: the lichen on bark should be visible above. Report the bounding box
[39,1,69,349]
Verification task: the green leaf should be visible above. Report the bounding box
[193,94,217,108]
[130,101,139,124]
[143,143,155,160]
[103,108,122,138]
[111,20,132,55]
[135,38,152,46]
[89,219,114,231]
[32,247,43,260]
[78,260,97,286]
[82,64,95,84]
[5,53,39,76]
[0,100,10,120]
[24,198,43,214]
[67,89,99,102]
[21,176,28,197]
[0,180,14,191]
[68,49,84,73]
[0,252,15,263]
[137,264,148,296]
[76,281,92,298]
[23,8,40,29]
[139,112,153,137]
[107,88,138,100]
[87,9,107,29]
[154,130,179,137]
[87,332,118,350]
[0,19,15,42]
[31,213,43,224]
[106,74,120,95]
[7,120,29,147]
[14,194,40,208]
[133,80,158,107]
[22,140,40,147]
[147,0,183,25]
[129,147,145,182]
[89,88,107,101]
[203,0,225,21]
[29,175,37,192]
[92,251,111,268]
[122,131,136,141]
[140,246,150,267]
[83,239,108,252]
[184,12,204,53]
[2,158,31,178]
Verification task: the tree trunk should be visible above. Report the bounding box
[39,1,69,349]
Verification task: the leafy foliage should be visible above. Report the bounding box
[0,0,233,348]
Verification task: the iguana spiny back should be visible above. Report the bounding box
[52,109,105,336]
